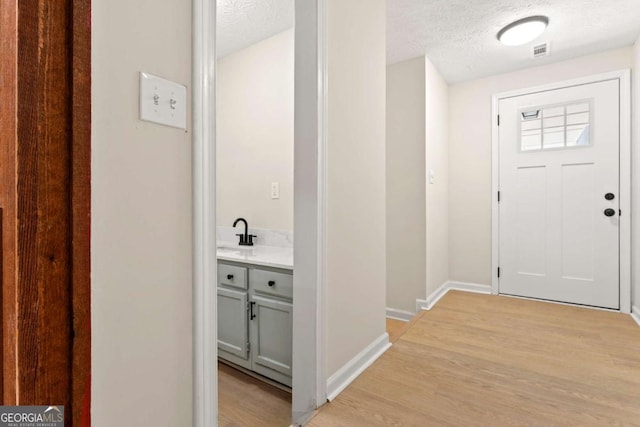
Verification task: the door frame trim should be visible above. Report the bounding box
[491,69,632,313]
[292,0,329,422]
[192,0,217,424]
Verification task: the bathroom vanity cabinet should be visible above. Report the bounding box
[217,260,293,387]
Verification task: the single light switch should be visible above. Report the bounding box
[139,72,187,130]
[429,169,435,184]
[271,182,280,199]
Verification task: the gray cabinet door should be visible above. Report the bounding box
[217,287,249,360]
[250,295,293,377]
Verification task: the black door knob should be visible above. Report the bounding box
[604,208,616,217]
[227,274,234,280]
[605,193,615,200]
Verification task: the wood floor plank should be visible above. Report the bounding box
[311,291,640,426]
[387,311,426,343]
[386,318,408,342]
[218,363,291,427]
[217,315,416,426]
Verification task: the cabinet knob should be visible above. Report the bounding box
[227,274,234,280]
[268,280,275,287]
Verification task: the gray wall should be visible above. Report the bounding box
[386,57,426,313]
[425,57,450,297]
[217,29,294,230]
[92,0,193,425]
[326,0,388,375]
[633,38,640,310]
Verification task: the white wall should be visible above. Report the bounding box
[92,0,193,425]
[326,0,387,376]
[634,38,640,311]
[425,57,450,297]
[386,57,426,313]
[216,29,294,230]
[449,46,634,286]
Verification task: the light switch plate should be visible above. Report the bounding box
[271,182,280,199]
[139,72,187,130]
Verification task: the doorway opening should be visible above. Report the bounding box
[215,1,295,425]
[194,1,327,425]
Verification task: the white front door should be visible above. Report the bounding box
[498,79,620,309]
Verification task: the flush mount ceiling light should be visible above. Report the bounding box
[497,16,549,46]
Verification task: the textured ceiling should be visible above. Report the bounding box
[216,0,293,58]
[387,0,640,83]
[218,0,640,82]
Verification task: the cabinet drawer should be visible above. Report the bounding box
[218,263,247,290]
[251,269,293,299]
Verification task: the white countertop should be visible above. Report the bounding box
[216,241,293,270]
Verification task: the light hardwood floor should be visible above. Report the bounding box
[310,291,640,426]
[217,318,410,426]
[218,362,291,427]
[387,313,426,343]
[386,317,409,342]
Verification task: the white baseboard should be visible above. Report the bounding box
[416,282,448,311]
[326,332,391,401]
[416,281,492,312]
[448,281,492,294]
[385,307,414,322]
[632,306,640,327]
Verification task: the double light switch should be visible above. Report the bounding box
[139,72,187,130]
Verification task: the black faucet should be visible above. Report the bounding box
[233,218,256,246]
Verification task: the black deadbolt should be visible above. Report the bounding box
[604,208,616,217]
[605,193,615,200]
